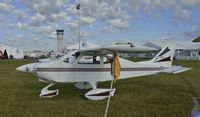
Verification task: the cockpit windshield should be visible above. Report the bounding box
[63,51,80,63]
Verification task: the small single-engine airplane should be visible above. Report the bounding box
[16,43,191,100]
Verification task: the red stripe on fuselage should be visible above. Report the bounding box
[34,67,163,72]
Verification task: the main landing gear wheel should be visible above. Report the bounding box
[75,82,92,89]
[85,88,116,101]
[83,81,116,101]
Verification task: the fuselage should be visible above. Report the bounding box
[35,55,164,83]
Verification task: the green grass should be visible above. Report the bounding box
[0,59,200,117]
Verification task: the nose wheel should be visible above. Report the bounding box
[40,83,59,98]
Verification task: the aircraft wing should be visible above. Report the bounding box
[77,43,158,54]
[162,65,191,74]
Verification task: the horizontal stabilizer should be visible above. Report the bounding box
[162,66,191,74]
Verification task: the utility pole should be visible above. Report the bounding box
[76,3,81,50]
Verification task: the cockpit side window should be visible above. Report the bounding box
[104,56,112,64]
[63,57,69,63]
[78,55,100,64]
[63,52,80,63]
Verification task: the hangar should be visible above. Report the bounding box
[0,44,24,59]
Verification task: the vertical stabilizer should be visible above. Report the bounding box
[143,44,176,67]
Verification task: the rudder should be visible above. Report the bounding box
[148,44,176,67]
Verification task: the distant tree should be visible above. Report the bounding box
[193,36,200,42]
[9,55,14,59]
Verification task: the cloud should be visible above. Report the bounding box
[0,1,27,19]
[181,28,200,38]
[14,9,27,20]
[109,19,129,29]
[0,2,14,14]
[80,16,96,25]
[31,37,39,44]
[80,32,95,39]
[21,0,64,14]
[37,25,54,35]
[76,0,129,20]
[51,12,71,22]
[1,0,11,4]
[180,0,200,7]
[128,0,195,20]
[101,26,115,33]
[173,7,191,20]
[29,13,47,26]
[66,22,77,31]
[0,16,3,23]
[2,34,26,47]
[49,31,56,39]
[20,0,70,24]
[17,22,28,29]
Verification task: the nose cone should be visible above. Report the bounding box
[16,64,34,73]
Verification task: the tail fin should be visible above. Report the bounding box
[147,44,176,67]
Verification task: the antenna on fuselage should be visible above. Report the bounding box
[76,3,81,50]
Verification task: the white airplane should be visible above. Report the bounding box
[16,43,191,100]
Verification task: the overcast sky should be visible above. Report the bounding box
[0,0,200,51]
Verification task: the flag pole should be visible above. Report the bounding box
[104,75,114,117]
[104,54,116,117]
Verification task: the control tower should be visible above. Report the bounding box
[56,30,64,54]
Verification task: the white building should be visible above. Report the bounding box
[24,50,49,58]
[0,44,24,59]
[175,43,200,60]
[143,41,200,60]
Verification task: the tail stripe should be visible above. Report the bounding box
[155,56,171,62]
[140,44,176,67]
[158,47,170,56]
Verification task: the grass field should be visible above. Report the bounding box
[0,59,200,117]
